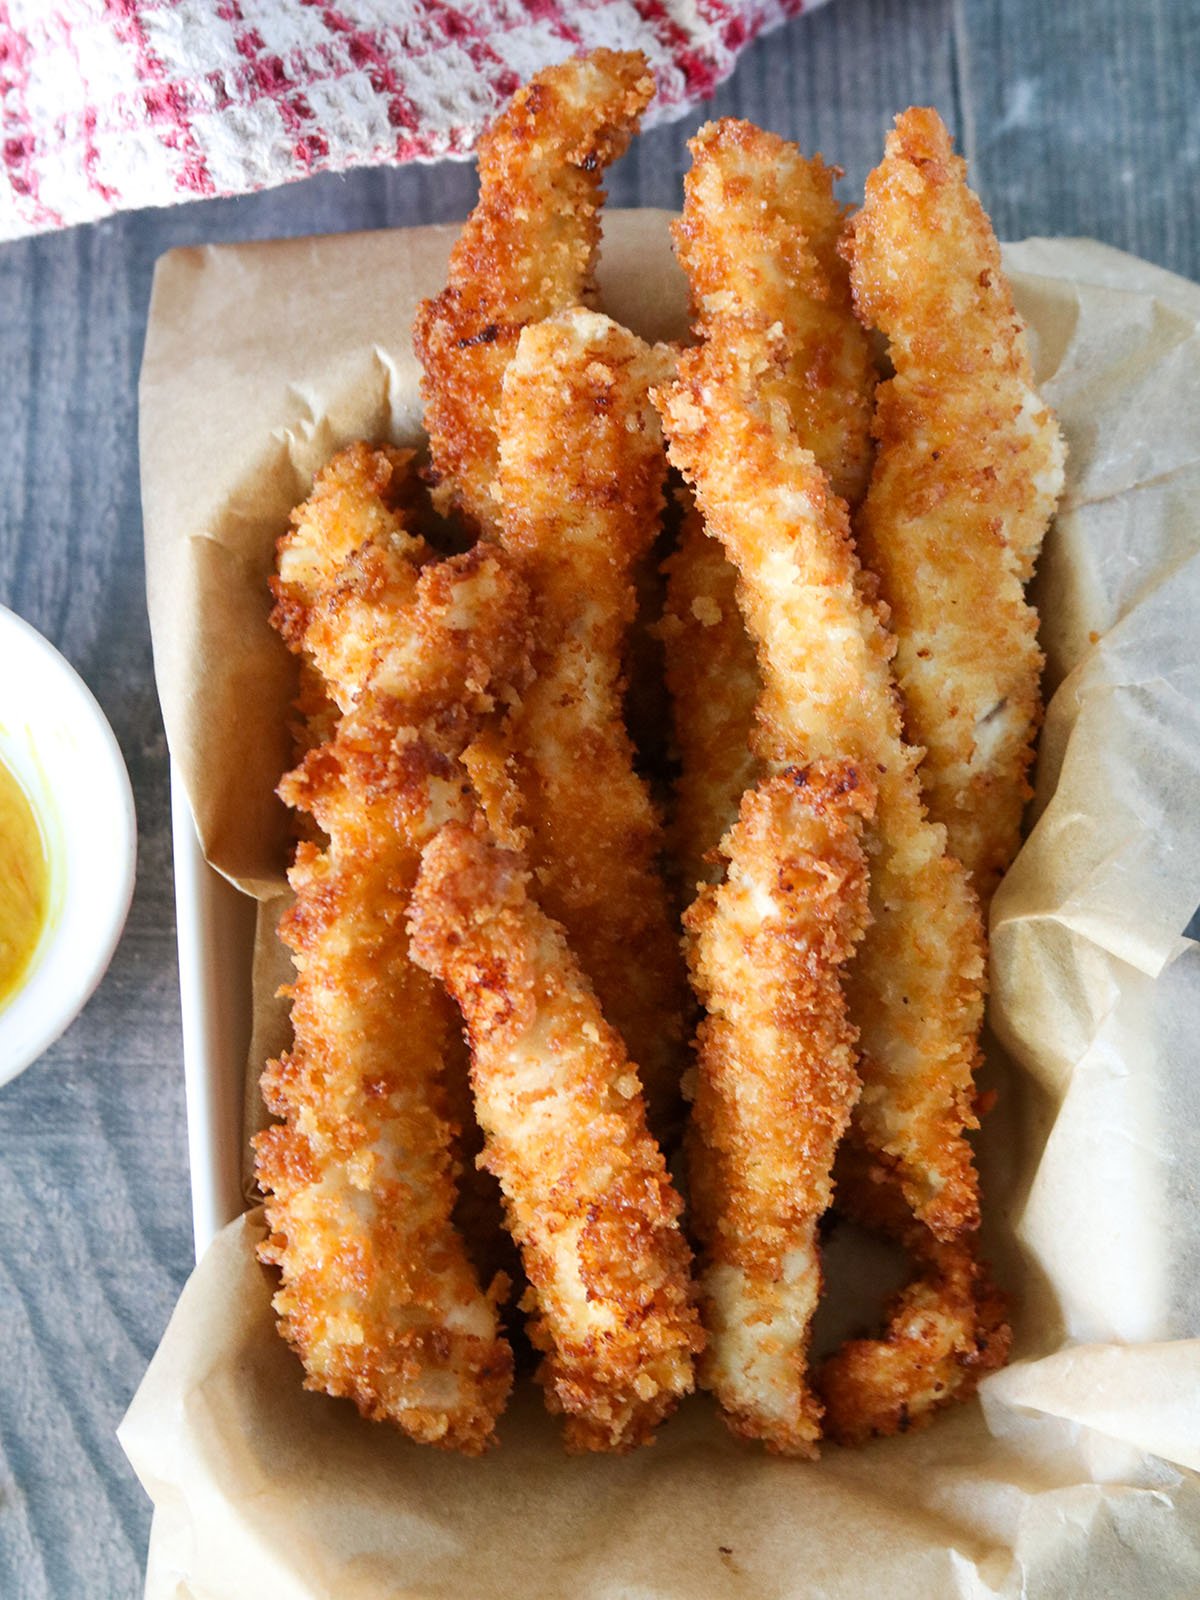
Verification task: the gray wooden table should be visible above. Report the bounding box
[0,0,1196,1593]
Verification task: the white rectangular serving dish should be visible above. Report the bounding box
[171,765,256,1259]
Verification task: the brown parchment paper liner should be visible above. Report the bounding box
[122,214,1200,1599]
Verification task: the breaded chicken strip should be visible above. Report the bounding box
[491,309,688,1131]
[660,122,877,899]
[687,763,872,1455]
[846,108,1066,901]
[410,822,703,1452]
[271,443,427,711]
[413,50,654,536]
[258,455,531,1451]
[272,443,515,1286]
[666,120,1012,1434]
[817,1146,1011,1443]
[657,326,986,1243]
[821,1238,1011,1444]
[675,121,877,508]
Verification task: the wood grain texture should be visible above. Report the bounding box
[960,0,1200,277]
[0,0,1196,1592]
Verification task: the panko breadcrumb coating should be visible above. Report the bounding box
[657,324,987,1244]
[271,443,428,712]
[846,108,1066,902]
[821,1238,1011,1444]
[409,822,703,1452]
[413,50,654,536]
[258,448,532,1453]
[818,1146,1011,1443]
[658,330,1008,1445]
[686,763,873,1455]
[491,309,688,1132]
[674,121,877,509]
[660,122,877,901]
[272,445,516,1285]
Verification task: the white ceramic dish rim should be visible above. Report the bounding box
[0,605,137,1086]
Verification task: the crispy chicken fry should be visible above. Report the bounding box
[820,1237,1010,1444]
[413,50,655,536]
[657,325,986,1243]
[257,449,532,1452]
[272,443,516,1285]
[818,1147,1011,1443]
[409,822,703,1452]
[271,443,428,711]
[660,122,878,899]
[846,108,1066,901]
[686,762,873,1455]
[491,309,688,1130]
[674,121,877,509]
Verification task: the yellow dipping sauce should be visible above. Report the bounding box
[0,755,49,1008]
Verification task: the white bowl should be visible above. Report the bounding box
[0,605,137,1086]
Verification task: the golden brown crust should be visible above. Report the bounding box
[819,1145,1011,1444]
[686,763,873,1455]
[258,449,534,1453]
[656,320,986,1244]
[271,443,429,711]
[846,108,1066,902]
[660,122,878,902]
[674,120,877,508]
[409,822,703,1452]
[413,50,655,536]
[492,309,688,1132]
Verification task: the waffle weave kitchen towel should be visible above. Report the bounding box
[0,0,828,240]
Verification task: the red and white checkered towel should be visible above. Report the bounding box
[1,0,827,240]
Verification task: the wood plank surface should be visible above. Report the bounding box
[0,0,1196,1593]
